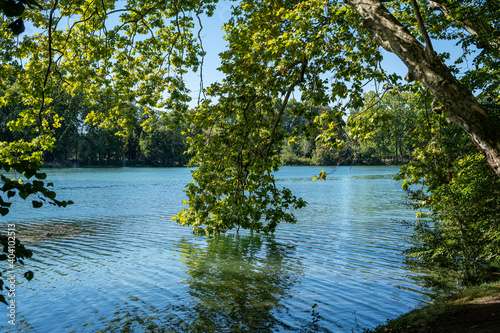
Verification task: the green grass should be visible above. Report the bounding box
[364,280,500,332]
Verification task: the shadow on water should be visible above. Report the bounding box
[15,220,93,242]
[96,234,333,332]
[177,234,301,332]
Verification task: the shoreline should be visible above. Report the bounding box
[366,281,500,332]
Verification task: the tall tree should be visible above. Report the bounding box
[1,0,499,235]
[346,0,500,176]
[1,0,212,165]
[348,91,420,164]
[176,0,500,233]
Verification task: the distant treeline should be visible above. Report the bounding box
[0,89,190,167]
[278,94,417,166]
[0,87,414,168]
[41,122,190,168]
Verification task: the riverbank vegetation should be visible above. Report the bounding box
[0,90,191,167]
[334,85,500,295]
[0,91,417,168]
[366,281,500,332]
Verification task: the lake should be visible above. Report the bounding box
[1,166,430,332]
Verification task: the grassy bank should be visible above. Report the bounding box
[365,281,500,332]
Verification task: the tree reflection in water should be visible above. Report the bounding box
[97,234,336,332]
[177,234,302,332]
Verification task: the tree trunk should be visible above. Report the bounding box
[346,0,500,177]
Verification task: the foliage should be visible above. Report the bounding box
[341,85,500,291]
[1,0,211,170]
[138,115,190,167]
[0,160,72,304]
[173,97,308,234]
[0,161,73,214]
[277,91,422,167]
[395,98,500,291]
[0,0,41,35]
[172,0,386,234]
[347,91,421,165]
[0,85,190,167]
[1,0,499,322]
[1,0,499,239]
[311,145,344,166]
[280,137,315,165]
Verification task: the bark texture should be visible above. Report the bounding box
[345,0,500,177]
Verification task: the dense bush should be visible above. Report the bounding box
[397,102,500,292]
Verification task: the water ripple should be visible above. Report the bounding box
[1,166,430,333]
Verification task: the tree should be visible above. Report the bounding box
[1,0,499,236]
[139,114,190,166]
[175,0,500,234]
[1,0,211,167]
[348,91,420,164]
[346,0,500,176]
[394,98,500,291]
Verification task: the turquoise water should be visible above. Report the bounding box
[1,166,429,332]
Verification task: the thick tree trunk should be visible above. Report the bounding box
[346,0,500,177]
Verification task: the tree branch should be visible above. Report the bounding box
[39,0,60,130]
[346,0,500,176]
[265,59,308,157]
[427,0,500,53]
[410,0,435,58]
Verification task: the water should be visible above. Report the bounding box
[0,166,429,332]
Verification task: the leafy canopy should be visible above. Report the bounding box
[1,0,499,236]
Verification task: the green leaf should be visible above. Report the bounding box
[32,200,43,208]
[35,172,47,180]
[0,197,11,207]
[3,0,24,17]
[7,18,25,35]
[23,168,36,179]
[24,271,34,281]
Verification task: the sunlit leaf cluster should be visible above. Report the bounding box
[1,0,215,166]
[173,0,404,234]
